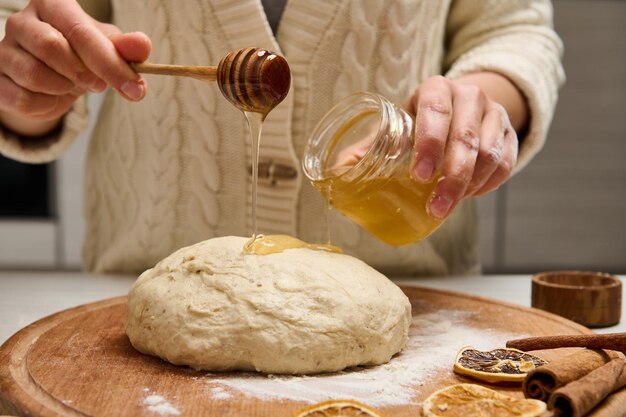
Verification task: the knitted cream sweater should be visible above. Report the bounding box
[0,0,564,275]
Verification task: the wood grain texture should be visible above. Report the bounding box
[132,47,290,117]
[132,63,218,82]
[1,286,625,417]
[216,47,290,115]
[532,271,622,328]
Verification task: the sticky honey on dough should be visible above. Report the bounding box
[125,236,412,374]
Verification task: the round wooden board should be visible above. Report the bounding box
[0,285,623,417]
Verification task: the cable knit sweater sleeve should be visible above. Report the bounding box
[0,0,94,164]
[444,0,565,173]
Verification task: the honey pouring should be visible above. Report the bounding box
[135,51,446,253]
[134,47,339,255]
[303,92,445,246]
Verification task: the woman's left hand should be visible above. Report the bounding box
[405,75,519,219]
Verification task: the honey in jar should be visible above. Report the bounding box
[302,92,443,246]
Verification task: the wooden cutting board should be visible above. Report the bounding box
[0,285,624,417]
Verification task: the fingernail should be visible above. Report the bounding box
[120,80,145,101]
[429,194,452,219]
[414,159,434,182]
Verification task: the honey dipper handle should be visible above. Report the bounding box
[507,332,626,353]
[131,63,217,82]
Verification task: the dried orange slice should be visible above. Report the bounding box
[291,399,386,417]
[423,383,546,417]
[454,346,547,383]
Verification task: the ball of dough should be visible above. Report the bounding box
[125,236,411,374]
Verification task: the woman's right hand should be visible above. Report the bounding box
[0,0,151,135]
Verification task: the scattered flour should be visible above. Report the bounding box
[142,392,181,416]
[202,310,523,407]
[209,386,232,400]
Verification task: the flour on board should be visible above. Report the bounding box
[142,391,181,416]
[200,310,524,407]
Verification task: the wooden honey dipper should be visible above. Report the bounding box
[132,47,290,116]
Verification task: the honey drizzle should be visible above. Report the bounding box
[244,234,342,255]
[322,183,332,245]
[242,112,339,255]
[236,61,341,255]
[244,111,264,238]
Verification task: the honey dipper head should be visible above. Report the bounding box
[217,47,291,116]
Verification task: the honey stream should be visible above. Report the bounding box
[243,111,263,240]
[241,111,341,255]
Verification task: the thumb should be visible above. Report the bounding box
[403,88,419,117]
[109,32,152,63]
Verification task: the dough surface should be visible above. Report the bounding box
[125,236,411,374]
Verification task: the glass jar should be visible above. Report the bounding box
[302,92,443,246]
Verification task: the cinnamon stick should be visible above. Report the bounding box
[523,349,621,401]
[583,386,626,417]
[507,333,626,353]
[549,357,626,417]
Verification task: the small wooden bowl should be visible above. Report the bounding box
[532,271,622,328]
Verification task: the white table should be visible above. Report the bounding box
[0,272,624,344]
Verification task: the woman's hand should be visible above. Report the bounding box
[405,74,524,220]
[0,0,151,135]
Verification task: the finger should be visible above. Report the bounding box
[330,134,375,175]
[108,31,152,63]
[10,12,105,92]
[466,103,507,195]
[48,93,79,118]
[37,0,145,101]
[69,85,87,97]
[93,20,123,37]
[403,91,417,116]
[26,92,79,122]
[428,84,483,219]
[410,76,452,183]
[474,124,518,196]
[0,43,75,95]
[0,74,61,116]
